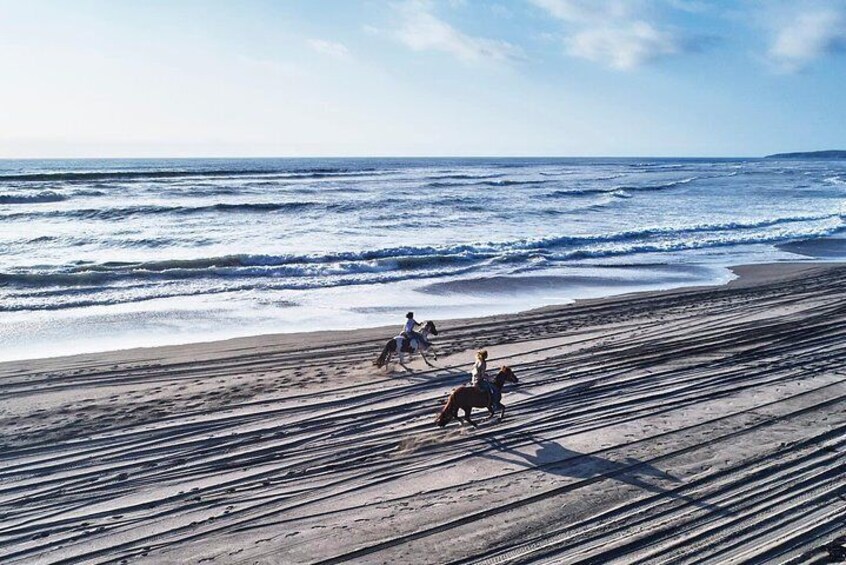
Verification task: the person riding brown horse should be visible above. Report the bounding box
[435,366,518,427]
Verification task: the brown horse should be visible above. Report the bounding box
[435,366,518,427]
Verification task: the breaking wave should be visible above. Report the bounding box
[0,200,344,221]
[0,191,67,204]
[0,166,383,183]
[3,213,840,291]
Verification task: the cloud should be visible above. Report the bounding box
[308,39,352,60]
[768,8,846,72]
[566,21,681,70]
[393,0,521,63]
[529,0,633,24]
[530,0,697,70]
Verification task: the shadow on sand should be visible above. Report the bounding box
[483,433,730,517]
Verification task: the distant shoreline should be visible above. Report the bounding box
[765,149,846,159]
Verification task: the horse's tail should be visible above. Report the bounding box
[435,391,457,427]
[375,339,393,368]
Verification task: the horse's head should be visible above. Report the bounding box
[423,320,438,336]
[495,366,518,386]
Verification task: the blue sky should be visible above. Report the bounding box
[1,0,844,157]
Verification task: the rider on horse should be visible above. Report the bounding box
[470,349,503,410]
[402,312,430,347]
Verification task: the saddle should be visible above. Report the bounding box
[394,334,417,352]
[477,380,502,409]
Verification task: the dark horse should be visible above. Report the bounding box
[375,320,438,369]
[436,366,518,427]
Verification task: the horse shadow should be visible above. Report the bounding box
[482,433,729,517]
[387,364,468,386]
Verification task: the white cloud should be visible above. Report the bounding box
[308,38,352,60]
[567,21,681,70]
[530,0,694,70]
[768,8,846,72]
[393,0,521,63]
[529,0,633,24]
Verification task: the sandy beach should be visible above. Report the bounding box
[2,261,845,564]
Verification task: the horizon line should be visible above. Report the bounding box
[0,153,802,161]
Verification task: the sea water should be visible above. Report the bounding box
[1,157,844,360]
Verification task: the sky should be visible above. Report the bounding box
[0,0,845,158]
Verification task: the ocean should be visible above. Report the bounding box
[1,157,844,361]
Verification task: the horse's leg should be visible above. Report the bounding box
[499,404,505,421]
[484,390,495,419]
[399,351,412,372]
[464,407,477,428]
[420,350,434,367]
[376,341,390,368]
[450,405,463,426]
[425,336,437,360]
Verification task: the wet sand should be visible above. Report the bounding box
[1,262,845,564]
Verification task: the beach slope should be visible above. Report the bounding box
[1,263,845,564]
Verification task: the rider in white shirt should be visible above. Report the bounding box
[471,349,488,386]
[471,349,501,409]
[404,313,419,335]
[402,311,429,346]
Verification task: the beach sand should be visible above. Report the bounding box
[1,262,845,564]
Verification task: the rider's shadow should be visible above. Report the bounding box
[483,434,729,517]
